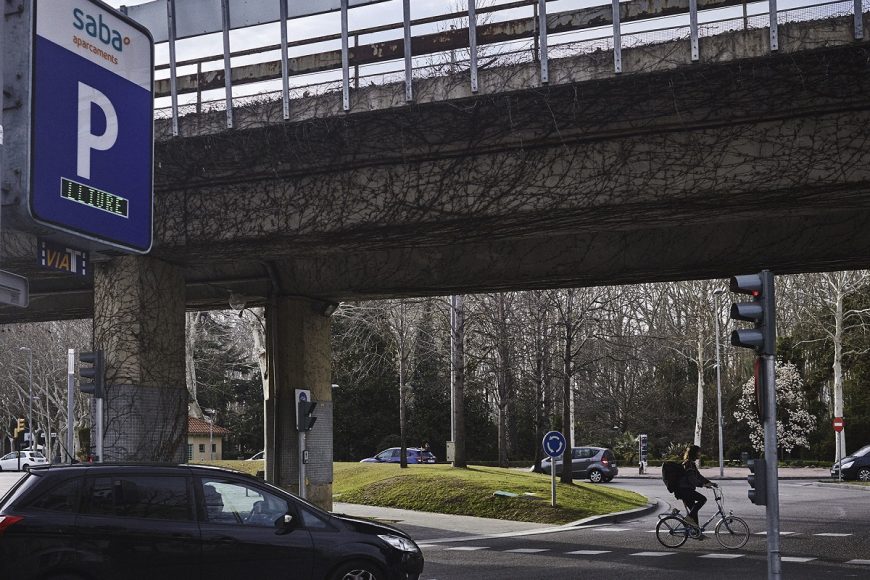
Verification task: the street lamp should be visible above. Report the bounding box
[19,347,33,451]
[712,288,726,478]
[204,408,216,461]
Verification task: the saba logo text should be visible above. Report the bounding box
[73,8,130,51]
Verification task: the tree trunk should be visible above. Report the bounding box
[693,332,705,447]
[833,286,846,462]
[399,334,408,469]
[561,329,573,484]
[450,295,467,468]
[186,312,204,420]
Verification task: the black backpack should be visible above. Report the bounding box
[662,461,685,493]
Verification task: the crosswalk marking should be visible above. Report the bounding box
[813,533,852,537]
[505,548,550,553]
[445,546,489,551]
[631,552,676,557]
[781,557,816,563]
[699,554,744,559]
[566,550,612,555]
[846,560,870,565]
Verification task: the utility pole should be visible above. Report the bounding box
[713,287,726,478]
[20,348,33,450]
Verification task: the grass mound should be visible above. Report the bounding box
[333,463,647,525]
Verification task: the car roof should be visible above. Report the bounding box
[21,463,252,478]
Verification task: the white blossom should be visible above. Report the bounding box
[733,361,817,454]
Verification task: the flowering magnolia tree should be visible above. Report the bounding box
[734,361,817,454]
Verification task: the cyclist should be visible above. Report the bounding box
[676,444,717,532]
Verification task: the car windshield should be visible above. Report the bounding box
[853,444,870,457]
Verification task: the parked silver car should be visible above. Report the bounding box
[538,446,618,483]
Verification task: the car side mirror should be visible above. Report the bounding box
[275,513,294,535]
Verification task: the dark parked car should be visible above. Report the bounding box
[360,447,436,464]
[831,443,870,481]
[538,446,618,483]
[0,463,423,580]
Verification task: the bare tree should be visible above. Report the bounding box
[784,270,870,461]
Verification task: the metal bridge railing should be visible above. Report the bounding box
[144,0,867,134]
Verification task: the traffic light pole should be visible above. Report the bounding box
[762,353,781,579]
[298,431,306,499]
[95,395,103,463]
[67,350,75,463]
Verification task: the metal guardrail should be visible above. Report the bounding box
[140,0,868,134]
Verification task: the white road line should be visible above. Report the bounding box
[699,554,745,559]
[504,548,550,553]
[566,550,612,555]
[813,533,852,537]
[781,557,816,563]
[754,531,797,536]
[594,527,631,532]
[631,552,676,557]
[416,544,439,549]
[846,559,870,565]
[445,546,489,551]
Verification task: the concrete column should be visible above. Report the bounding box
[266,297,333,510]
[93,256,186,462]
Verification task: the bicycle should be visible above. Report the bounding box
[655,486,750,549]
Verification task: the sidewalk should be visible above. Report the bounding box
[622,465,830,480]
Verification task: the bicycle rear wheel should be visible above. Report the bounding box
[715,515,749,549]
[656,516,688,548]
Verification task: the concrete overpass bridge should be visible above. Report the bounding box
[1,0,868,507]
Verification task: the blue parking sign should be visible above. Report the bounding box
[30,0,153,253]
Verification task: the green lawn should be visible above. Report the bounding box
[194,460,648,524]
[333,462,647,525]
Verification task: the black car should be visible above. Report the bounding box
[538,446,619,483]
[831,443,870,481]
[0,463,423,580]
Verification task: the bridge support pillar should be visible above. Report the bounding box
[266,297,333,510]
[93,256,187,462]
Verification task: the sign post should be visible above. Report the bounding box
[833,417,845,481]
[543,431,566,508]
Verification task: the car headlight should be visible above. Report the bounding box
[841,461,854,470]
[378,534,419,552]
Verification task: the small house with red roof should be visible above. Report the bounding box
[187,416,231,461]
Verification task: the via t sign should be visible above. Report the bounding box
[30,0,153,253]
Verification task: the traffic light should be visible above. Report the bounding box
[297,399,317,432]
[747,458,767,505]
[729,271,776,355]
[13,418,25,439]
[79,350,105,398]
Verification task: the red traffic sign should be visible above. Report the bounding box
[832,417,845,432]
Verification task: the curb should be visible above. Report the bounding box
[812,481,870,492]
[562,497,662,527]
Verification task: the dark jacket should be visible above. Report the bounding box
[679,460,711,490]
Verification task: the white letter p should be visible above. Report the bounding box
[77,82,118,180]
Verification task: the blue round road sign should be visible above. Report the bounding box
[542,431,566,458]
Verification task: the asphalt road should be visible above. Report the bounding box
[401,479,870,579]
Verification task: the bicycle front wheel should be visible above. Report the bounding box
[656,516,688,548]
[715,516,749,549]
